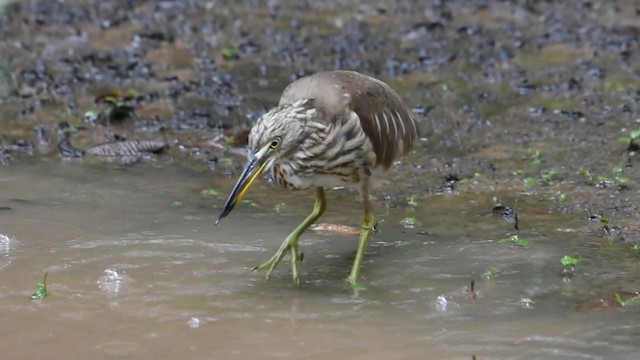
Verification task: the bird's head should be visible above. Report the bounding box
[216,99,317,224]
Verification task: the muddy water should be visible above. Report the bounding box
[0,161,638,360]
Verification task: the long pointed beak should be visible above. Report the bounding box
[215,146,272,224]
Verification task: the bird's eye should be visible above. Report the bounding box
[269,138,281,149]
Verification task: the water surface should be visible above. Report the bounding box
[1,161,638,359]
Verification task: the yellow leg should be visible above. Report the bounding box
[253,187,326,285]
[346,207,373,288]
[347,178,373,289]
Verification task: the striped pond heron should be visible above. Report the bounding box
[216,70,418,287]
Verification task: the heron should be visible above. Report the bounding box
[216,70,419,287]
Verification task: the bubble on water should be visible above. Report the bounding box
[520,297,535,309]
[188,317,200,328]
[435,295,448,312]
[98,267,125,294]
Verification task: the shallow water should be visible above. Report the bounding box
[1,161,638,360]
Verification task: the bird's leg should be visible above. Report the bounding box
[347,178,374,289]
[253,187,326,285]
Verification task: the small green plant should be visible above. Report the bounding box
[558,192,567,201]
[498,234,530,247]
[633,244,640,254]
[171,200,183,207]
[614,292,640,307]
[401,216,417,228]
[579,169,627,188]
[86,90,139,123]
[222,44,241,60]
[528,149,542,166]
[618,129,640,157]
[561,253,581,272]
[405,195,418,208]
[30,272,51,300]
[483,265,497,279]
[524,177,536,185]
[540,170,557,185]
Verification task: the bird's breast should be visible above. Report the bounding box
[272,161,366,190]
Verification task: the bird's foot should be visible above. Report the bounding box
[346,274,366,294]
[253,235,302,286]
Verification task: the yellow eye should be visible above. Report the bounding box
[269,137,280,149]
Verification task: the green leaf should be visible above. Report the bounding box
[614,292,624,305]
[483,265,497,279]
[630,130,640,140]
[541,170,556,183]
[405,195,418,208]
[529,149,541,165]
[633,244,640,254]
[616,176,629,185]
[401,216,417,227]
[30,272,51,300]
[623,296,640,307]
[84,110,99,122]
[561,254,581,267]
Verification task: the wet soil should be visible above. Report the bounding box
[2,0,639,241]
[1,0,640,359]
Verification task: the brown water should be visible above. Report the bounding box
[1,161,638,360]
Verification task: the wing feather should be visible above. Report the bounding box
[279,70,419,168]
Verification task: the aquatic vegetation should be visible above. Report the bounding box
[222,44,241,60]
[540,170,557,185]
[614,292,640,308]
[528,149,542,166]
[405,195,419,208]
[483,265,497,279]
[578,169,629,189]
[85,90,139,124]
[561,253,581,273]
[618,129,640,157]
[30,272,51,300]
[401,216,417,228]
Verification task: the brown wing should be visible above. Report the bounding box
[279,70,419,168]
